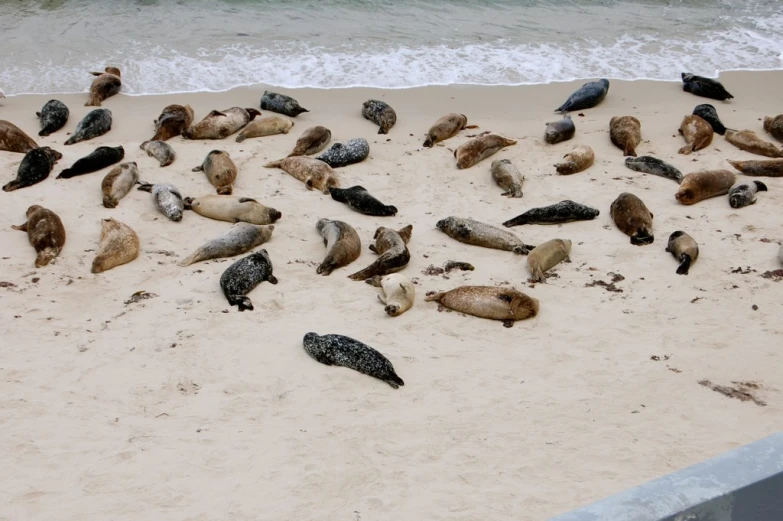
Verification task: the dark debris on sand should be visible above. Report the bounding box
[760,269,783,281]
[698,379,767,407]
[124,291,159,306]
[585,272,625,293]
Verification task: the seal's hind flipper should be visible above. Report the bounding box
[676,254,692,275]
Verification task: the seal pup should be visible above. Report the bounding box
[554,145,594,175]
[263,156,339,193]
[555,79,610,113]
[0,120,39,153]
[527,238,572,282]
[425,286,539,328]
[423,113,470,147]
[219,249,278,311]
[92,218,139,274]
[362,99,397,134]
[609,116,642,157]
[491,159,525,197]
[36,99,69,137]
[260,91,308,117]
[681,73,733,101]
[179,223,274,267]
[503,200,600,227]
[192,150,237,195]
[235,115,294,142]
[665,231,699,275]
[544,115,575,144]
[330,186,397,216]
[151,104,194,141]
[725,129,783,158]
[182,107,261,140]
[454,133,517,169]
[286,126,331,156]
[183,195,281,225]
[693,104,727,135]
[610,193,654,245]
[625,156,683,183]
[64,108,112,145]
[316,138,370,167]
[437,216,534,255]
[85,67,121,106]
[57,145,124,178]
[140,140,175,167]
[728,180,768,209]
[763,115,783,142]
[302,333,404,389]
[137,182,184,221]
[676,169,736,205]
[101,162,139,208]
[678,114,713,154]
[726,159,783,177]
[11,205,66,267]
[348,225,412,281]
[315,218,361,276]
[366,274,415,317]
[3,146,62,192]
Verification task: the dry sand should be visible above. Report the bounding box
[1,71,782,521]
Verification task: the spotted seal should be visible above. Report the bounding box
[665,231,699,275]
[315,218,361,276]
[610,192,654,245]
[490,158,525,197]
[3,146,62,192]
[454,133,517,169]
[316,138,370,167]
[609,116,641,157]
[140,140,175,167]
[436,216,534,255]
[11,205,66,267]
[57,145,124,179]
[725,129,783,158]
[362,99,397,134]
[0,120,39,153]
[527,238,572,282]
[85,67,121,106]
[554,145,594,175]
[136,181,185,221]
[728,180,768,209]
[726,159,783,177]
[179,223,275,267]
[260,91,308,117]
[625,156,683,183]
[681,73,733,101]
[235,115,294,142]
[676,169,736,205]
[182,107,261,140]
[763,115,783,142]
[545,115,575,144]
[101,162,139,208]
[678,115,713,155]
[330,186,397,216]
[151,104,194,141]
[423,113,470,147]
[503,200,599,227]
[693,104,728,136]
[92,218,140,274]
[220,249,278,311]
[286,126,332,157]
[348,225,412,281]
[36,99,69,137]
[192,150,237,195]
[183,195,281,225]
[64,108,112,145]
[263,156,339,193]
[555,79,610,113]
[425,286,539,328]
[366,274,415,317]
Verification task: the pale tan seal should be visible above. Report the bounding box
[424,285,539,328]
[763,115,783,142]
[678,114,713,155]
[92,218,139,274]
[151,104,194,141]
[263,156,340,193]
[454,133,517,169]
[12,205,66,267]
[726,159,783,177]
[610,192,654,245]
[286,126,332,157]
[665,231,699,275]
[490,158,525,197]
[554,145,594,175]
[179,223,275,266]
[675,169,736,205]
[235,115,294,143]
[192,150,237,195]
[315,218,361,276]
[527,238,572,282]
[348,225,412,281]
[367,274,415,317]
[0,120,38,154]
[101,162,139,208]
[183,195,281,225]
[423,113,471,147]
[182,107,261,140]
[725,129,783,158]
[609,116,641,157]
[85,67,121,107]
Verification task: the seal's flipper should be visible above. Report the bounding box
[677,254,692,275]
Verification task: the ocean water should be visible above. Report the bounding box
[0,0,781,95]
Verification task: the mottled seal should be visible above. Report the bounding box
[527,238,572,282]
[179,223,275,267]
[64,108,112,145]
[260,91,308,117]
[610,193,654,245]
[192,150,237,195]
[726,159,783,177]
[263,156,339,193]
[183,195,281,225]
[316,138,370,167]
[624,156,683,183]
[676,169,736,205]
[554,145,594,175]
[330,185,397,216]
[725,129,783,158]
[454,133,517,169]
[235,115,294,142]
[11,205,66,267]
[503,200,600,227]
[423,113,469,147]
[348,225,412,281]
[140,140,175,167]
[101,162,139,208]
[0,120,39,153]
[151,104,194,141]
[681,73,733,101]
[57,145,124,179]
[693,104,727,135]
[302,333,404,389]
[490,159,525,197]
[665,231,699,275]
[437,216,534,255]
[609,116,641,157]
[678,115,713,154]
[136,181,185,221]
[315,218,361,276]
[425,286,539,328]
[366,274,415,317]
[2,146,62,192]
[85,67,121,106]
[763,115,783,142]
[219,249,278,311]
[182,107,261,140]
[36,99,69,137]
[545,115,575,144]
[728,180,768,209]
[92,218,139,274]
[362,99,397,134]
[555,79,610,113]
[286,126,331,156]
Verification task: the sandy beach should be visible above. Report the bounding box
[1,71,782,521]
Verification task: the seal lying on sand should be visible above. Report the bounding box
[676,170,736,205]
[316,138,370,167]
[136,181,185,221]
[490,159,525,197]
[503,200,599,227]
[36,99,69,137]
[666,231,699,275]
[183,195,281,225]
[425,286,539,328]
[3,146,62,192]
[610,116,641,157]
[763,115,783,142]
[527,239,572,282]
[625,156,683,183]
[12,205,66,267]
[92,218,139,274]
[348,225,412,281]
[362,99,397,134]
[179,223,274,267]
[554,145,594,175]
[726,159,783,177]
[260,91,308,117]
[151,104,194,141]
[678,115,713,154]
[681,73,733,101]
[85,67,121,107]
[544,115,575,144]
[0,120,39,153]
[366,274,415,317]
[182,107,260,140]
[140,140,175,167]
[192,150,237,195]
[423,113,471,147]
[454,133,517,169]
[610,192,654,245]
[555,79,610,113]
[263,156,339,193]
[235,114,294,142]
[330,186,397,216]
[693,104,728,135]
[57,146,124,178]
[286,126,331,156]
[437,216,534,254]
[315,218,361,276]
[728,180,768,209]
[725,129,783,158]
[64,108,112,145]
[220,250,278,311]
[101,162,138,208]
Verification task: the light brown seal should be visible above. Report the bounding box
[348,225,412,281]
[610,192,654,245]
[315,218,361,276]
[182,107,261,140]
[763,115,783,142]
[436,216,534,255]
[527,238,572,282]
[183,195,281,225]
[192,150,237,195]
[609,116,641,157]
[263,156,339,193]
[12,205,66,267]
[675,169,736,205]
[0,120,38,154]
[725,129,783,158]
[367,274,415,317]
[101,162,139,208]
[151,104,194,141]
[454,133,517,169]
[235,115,294,142]
[726,159,783,177]
[286,126,332,157]
[423,113,472,147]
[424,286,539,328]
[490,158,525,197]
[678,114,713,155]
[91,218,140,274]
[554,145,594,175]
[665,231,699,275]
[85,67,121,107]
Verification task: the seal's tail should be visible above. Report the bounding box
[264,159,283,168]
[228,295,254,312]
[676,254,692,276]
[423,291,445,302]
[512,244,535,255]
[384,372,405,389]
[136,182,153,193]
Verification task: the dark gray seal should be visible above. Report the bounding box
[665,231,699,275]
[57,145,124,179]
[555,79,610,113]
[693,104,728,135]
[219,249,278,311]
[64,108,112,145]
[302,332,405,389]
[624,156,683,183]
[136,181,185,221]
[179,223,275,266]
[503,200,600,227]
[315,138,370,167]
[36,100,69,137]
[681,73,733,101]
[260,91,308,117]
[728,180,768,209]
[544,115,575,144]
[362,99,397,134]
[3,147,62,192]
[330,185,397,216]
[436,216,534,254]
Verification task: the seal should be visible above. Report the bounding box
[555,79,610,113]
[665,231,699,275]
[57,145,124,179]
[624,156,683,183]
[0,120,39,153]
[140,140,175,167]
[366,274,415,317]
[85,67,121,106]
[136,181,185,221]
[681,73,733,101]
[728,179,768,209]
[725,129,783,158]
[330,185,397,216]
[490,159,525,197]
[554,145,594,175]
[436,216,534,254]
[503,200,600,227]
[544,115,575,144]
[183,195,281,225]
[610,193,654,245]
[64,108,112,145]
[263,156,339,193]
[92,218,140,274]
[315,138,370,167]
[726,159,783,177]
[11,205,66,267]
[36,99,69,137]
[182,107,261,140]
[763,115,783,142]
[286,126,332,157]
[676,169,736,205]
[219,249,278,311]
[348,225,412,281]
[678,114,713,155]
[527,238,572,282]
[192,150,237,195]
[609,116,641,157]
[315,218,361,276]
[693,104,727,135]
[362,99,397,134]
[235,115,294,142]
[2,146,62,192]
[424,286,539,328]
[454,133,517,169]
[151,104,194,141]
[260,91,308,117]
[101,162,139,208]
[179,222,275,267]
[302,332,405,389]
[423,113,470,147]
